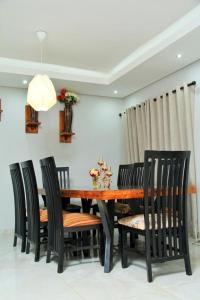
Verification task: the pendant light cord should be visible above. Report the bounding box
[40,41,43,64]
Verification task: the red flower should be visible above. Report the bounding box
[61,88,67,95]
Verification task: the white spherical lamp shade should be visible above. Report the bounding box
[27,74,57,111]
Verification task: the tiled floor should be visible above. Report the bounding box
[1,231,200,300]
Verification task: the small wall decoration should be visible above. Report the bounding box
[25,105,41,134]
[57,88,79,143]
[0,99,3,121]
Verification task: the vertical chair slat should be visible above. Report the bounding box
[167,158,173,256]
[156,158,162,258]
[162,158,168,257]
[149,159,156,257]
[172,158,179,256]
[178,158,184,255]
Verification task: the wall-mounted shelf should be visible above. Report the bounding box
[59,111,75,143]
[25,105,41,134]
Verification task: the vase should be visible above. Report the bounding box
[92,177,98,189]
[64,103,73,133]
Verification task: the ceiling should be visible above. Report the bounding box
[0,0,200,98]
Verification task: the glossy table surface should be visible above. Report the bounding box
[38,184,196,200]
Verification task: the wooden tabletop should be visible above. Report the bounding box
[38,184,196,201]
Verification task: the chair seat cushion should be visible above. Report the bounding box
[63,213,101,228]
[118,214,178,230]
[114,202,131,214]
[40,209,69,223]
[40,209,48,222]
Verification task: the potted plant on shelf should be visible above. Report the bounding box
[57,88,79,134]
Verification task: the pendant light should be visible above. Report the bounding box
[27,31,57,111]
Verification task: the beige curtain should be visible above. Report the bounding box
[123,84,198,238]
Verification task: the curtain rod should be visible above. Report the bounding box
[119,80,196,117]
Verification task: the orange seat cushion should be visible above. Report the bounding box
[40,209,48,222]
[40,209,69,223]
[63,213,101,228]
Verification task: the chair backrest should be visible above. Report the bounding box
[117,164,135,187]
[21,160,40,243]
[56,167,70,189]
[40,157,64,254]
[132,162,145,186]
[143,150,190,260]
[9,163,26,238]
[117,163,145,209]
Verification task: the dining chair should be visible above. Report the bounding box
[20,160,48,261]
[56,167,81,212]
[9,163,26,252]
[119,150,192,282]
[40,156,104,273]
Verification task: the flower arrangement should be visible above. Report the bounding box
[89,157,113,189]
[57,88,80,105]
[89,168,100,178]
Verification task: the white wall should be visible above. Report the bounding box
[0,87,123,230]
[124,59,200,107]
[124,59,200,234]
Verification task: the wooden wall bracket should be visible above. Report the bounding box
[25,105,41,134]
[0,99,3,121]
[59,111,75,143]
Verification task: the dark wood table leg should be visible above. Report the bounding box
[97,200,114,273]
[81,198,92,257]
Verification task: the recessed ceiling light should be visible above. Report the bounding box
[177,53,182,59]
[114,90,118,94]
[22,79,28,85]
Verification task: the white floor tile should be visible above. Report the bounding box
[0,232,200,300]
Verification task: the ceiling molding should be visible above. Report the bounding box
[108,4,200,83]
[0,5,200,86]
[0,57,108,85]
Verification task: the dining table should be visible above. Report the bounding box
[38,184,196,273]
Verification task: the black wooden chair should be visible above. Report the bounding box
[40,156,104,273]
[56,167,81,212]
[21,160,48,261]
[119,150,192,282]
[9,163,26,252]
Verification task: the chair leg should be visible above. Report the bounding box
[26,242,30,254]
[13,235,17,247]
[184,234,192,275]
[184,254,192,276]
[21,237,26,253]
[120,225,128,268]
[99,226,105,266]
[145,235,153,282]
[34,243,40,262]
[57,251,64,273]
[72,232,78,257]
[82,231,90,257]
[146,257,152,282]
[130,232,136,248]
[46,249,51,263]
